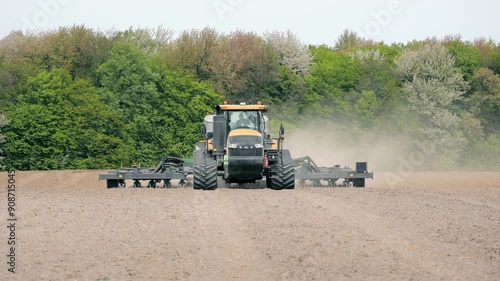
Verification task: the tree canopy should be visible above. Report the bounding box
[0,26,499,170]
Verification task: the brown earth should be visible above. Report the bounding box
[1,170,499,281]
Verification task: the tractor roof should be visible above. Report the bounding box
[217,102,268,112]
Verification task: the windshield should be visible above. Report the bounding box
[228,111,259,131]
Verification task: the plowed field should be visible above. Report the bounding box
[1,170,499,280]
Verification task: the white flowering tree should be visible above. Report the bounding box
[263,30,313,76]
[395,44,469,157]
[120,26,174,55]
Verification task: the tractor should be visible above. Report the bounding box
[193,101,295,190]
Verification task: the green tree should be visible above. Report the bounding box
[491,44,500,75]
[31,26,115,80]
[334,29,371,51]
[352,49,399,116]
[98,42,223,165]
[0,114,8,169]
[5,104,61,170]
[303,45,361,121]
[0,31,45,106]
[444,40,482,81]
[3,69,128,170]
[469,67,500,134]
[473,38,497,70]
[98,42,164,165]
[153,66,223,156]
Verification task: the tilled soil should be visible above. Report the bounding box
[1,170,499,280]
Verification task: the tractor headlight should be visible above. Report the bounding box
[255,143,263,149]
[228,143,238,148]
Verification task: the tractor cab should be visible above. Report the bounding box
[219,102,269,137]
[202,102,270,154]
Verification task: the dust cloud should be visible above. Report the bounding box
[284,124,412,172]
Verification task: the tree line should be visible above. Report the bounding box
[0,26,499,170]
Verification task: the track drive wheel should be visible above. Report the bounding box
[268,150,295,190]
[268,163,295,190]
[193,160,217,190]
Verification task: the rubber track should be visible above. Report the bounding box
[193,161,217,190]
[269,163,295,190]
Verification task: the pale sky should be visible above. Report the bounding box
[2,0,498,45]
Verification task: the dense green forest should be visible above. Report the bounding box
[0,26,499,170]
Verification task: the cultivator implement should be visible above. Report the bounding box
[99,157,189,188]
[294,156,373,187]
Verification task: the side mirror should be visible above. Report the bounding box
[201,125,207,135]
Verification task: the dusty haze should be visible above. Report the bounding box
[285,125,413,172]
